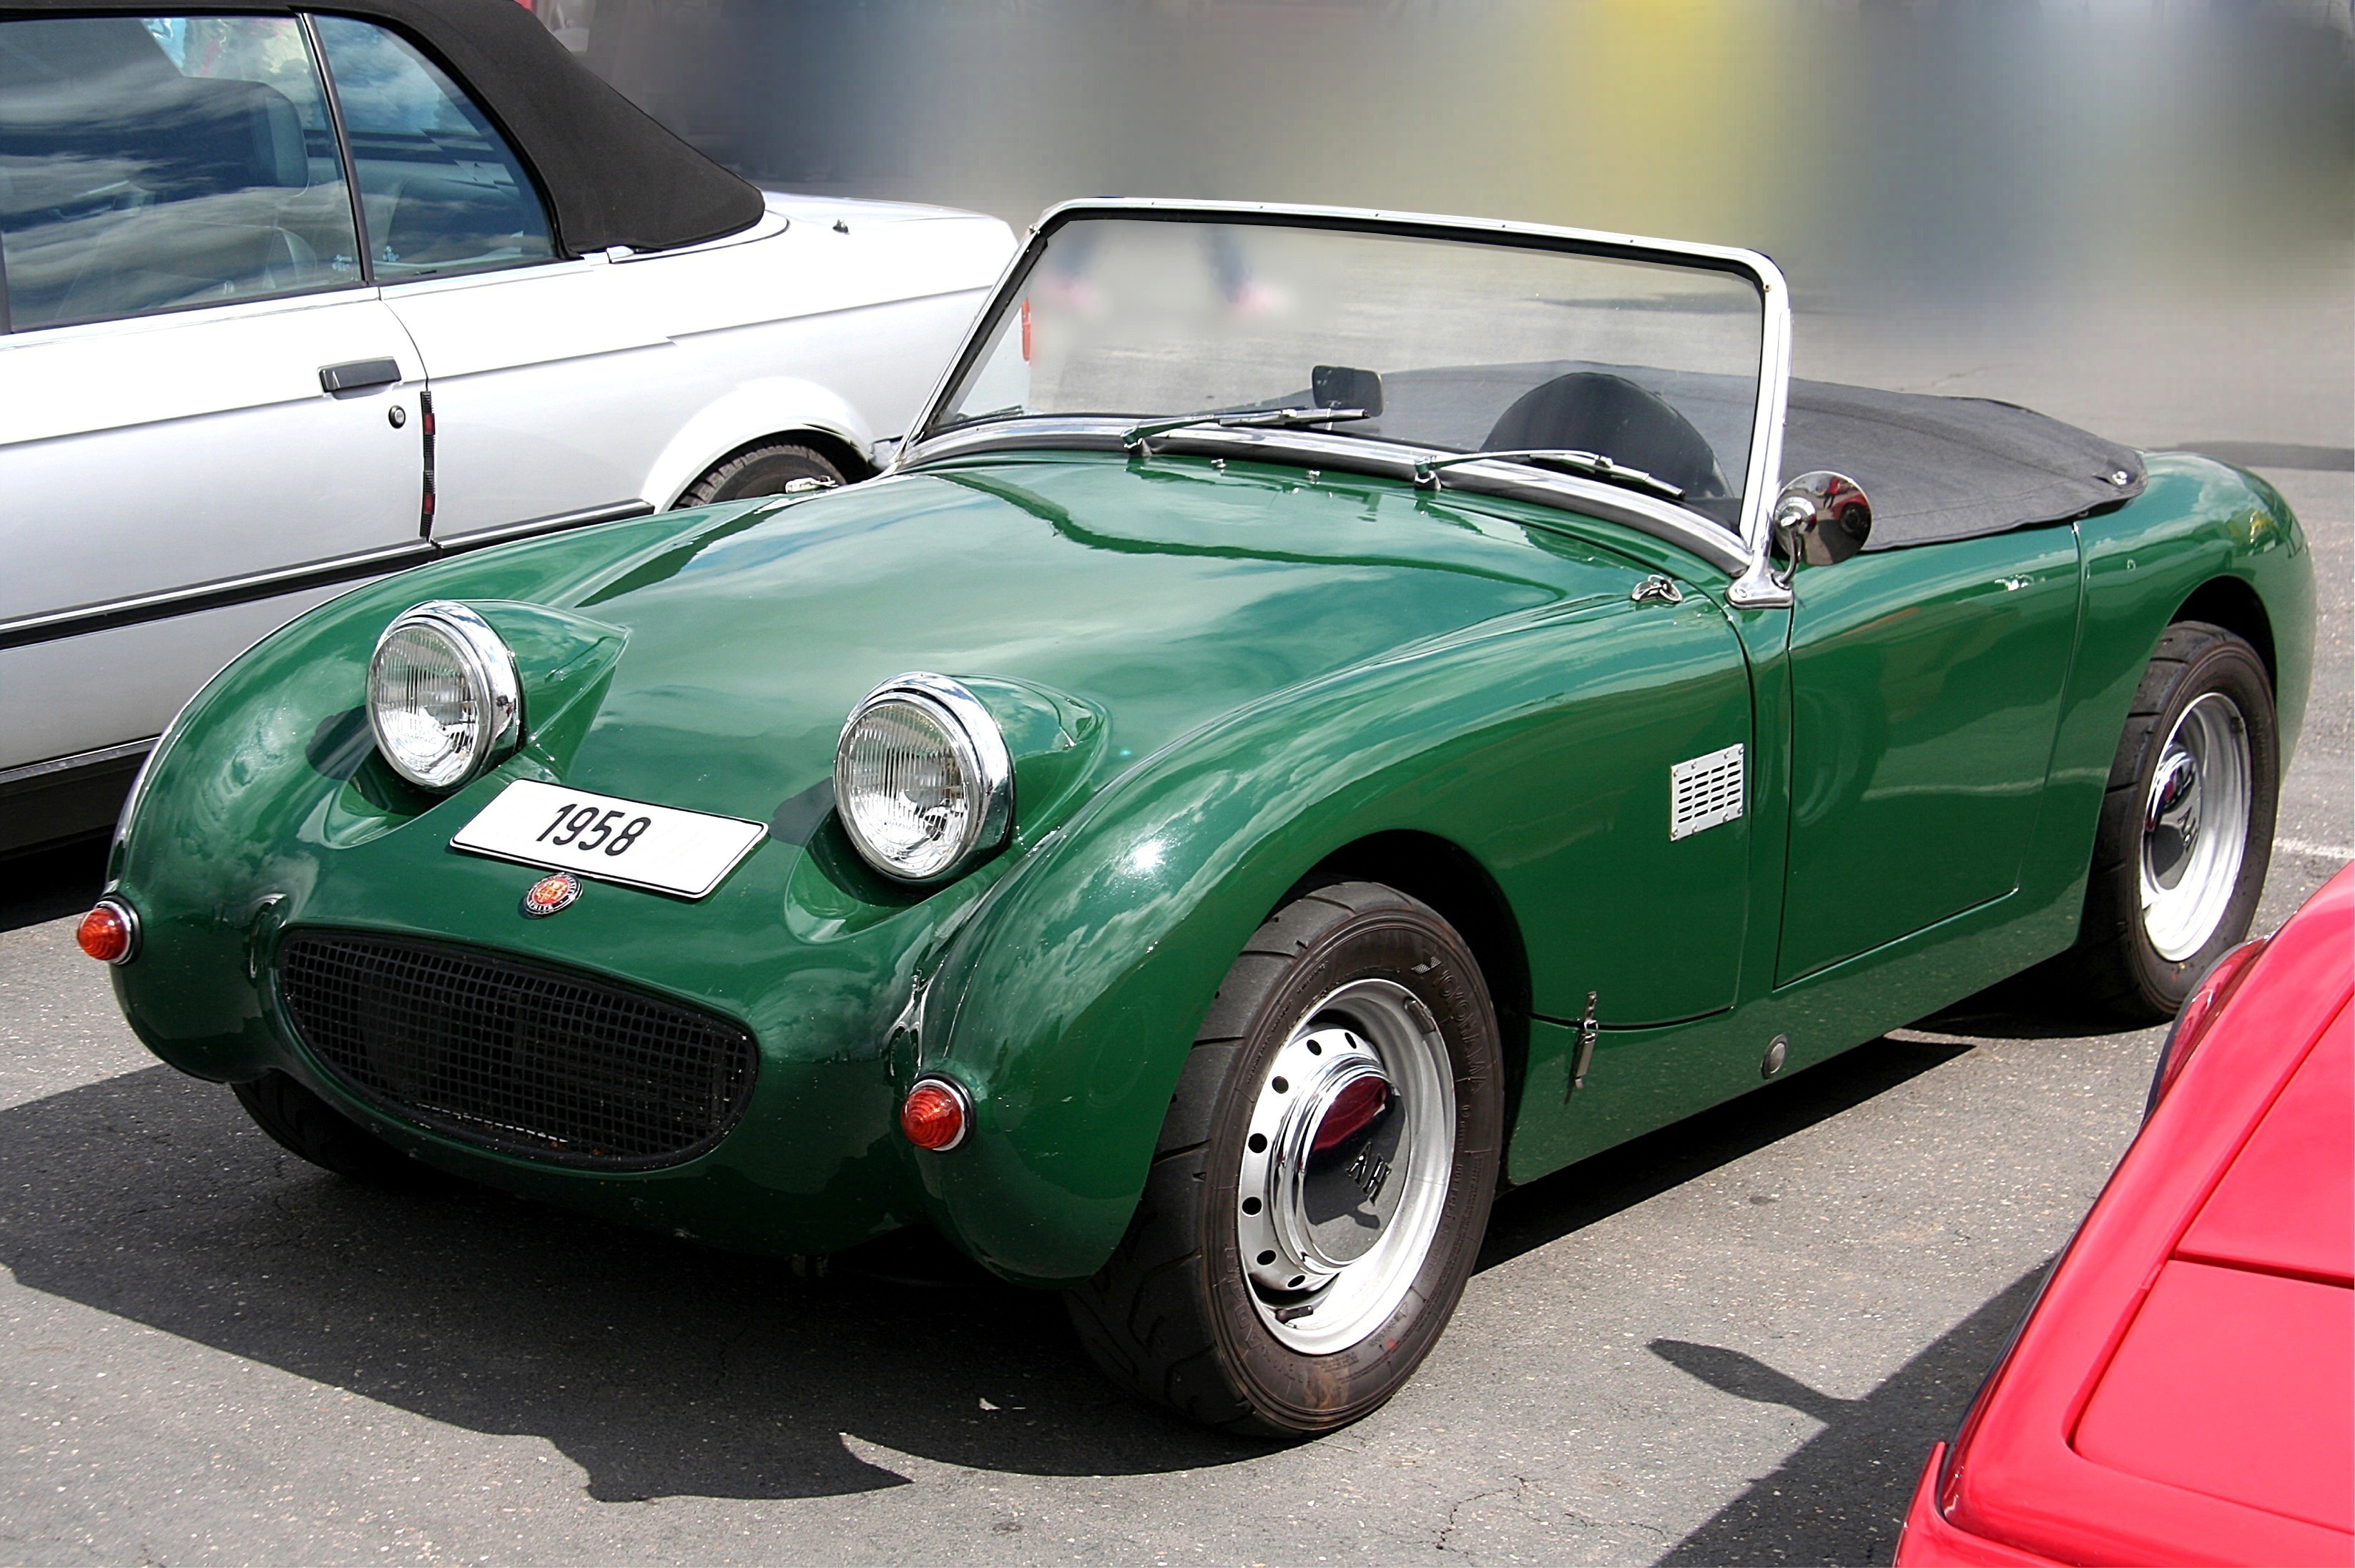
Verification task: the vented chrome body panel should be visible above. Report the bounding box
[1671,743,1746,841]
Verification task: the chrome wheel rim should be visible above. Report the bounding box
[1235,978,1455,1355]
[2140,691,2251,962]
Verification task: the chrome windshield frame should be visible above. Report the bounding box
[893,199,1794,604]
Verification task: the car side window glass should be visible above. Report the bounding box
[0,15,360,330]
[312,17,555,282]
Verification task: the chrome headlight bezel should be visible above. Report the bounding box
[366,601,522,792]
[833,672,1014,884]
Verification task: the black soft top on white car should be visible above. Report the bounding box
[0,0,764,255]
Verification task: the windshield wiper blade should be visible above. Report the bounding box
[1410,448,1685,502]
[1122,405,1372,453]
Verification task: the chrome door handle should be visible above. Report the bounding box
[319,358,401,394]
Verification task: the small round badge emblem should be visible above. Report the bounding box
[520,872,581,917]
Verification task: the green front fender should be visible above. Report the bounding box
[913,584,1749,1286]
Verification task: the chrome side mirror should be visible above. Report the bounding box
[1771,470,1872,586]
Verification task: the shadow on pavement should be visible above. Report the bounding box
[0,1067,1264,1501]
[0,1024,2048,1504]
[1648,1265,2050,1567]
[0,834,107,935]
[1910,966,2150,1040]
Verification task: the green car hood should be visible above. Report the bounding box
[428,452,1658,827]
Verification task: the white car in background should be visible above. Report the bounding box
[0,0,1013,853]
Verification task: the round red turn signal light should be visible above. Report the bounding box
[76,899,139,965]
[900,1077,971,1152]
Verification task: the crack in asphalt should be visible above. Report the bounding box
[1434,1479,1529,1554]
[1429,1474,1678,1559]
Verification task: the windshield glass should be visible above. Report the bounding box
[930,215,1766,526]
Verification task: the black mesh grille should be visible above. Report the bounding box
[276,930,757,1170]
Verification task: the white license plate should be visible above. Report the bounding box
[450,779,766,899]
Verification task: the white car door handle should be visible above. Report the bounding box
[319,358,402,395]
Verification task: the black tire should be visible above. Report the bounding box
[1065,882,1505,1436]
[2059,621,2278,1022]
[231,1071,436,1188]
[676,440,846,507]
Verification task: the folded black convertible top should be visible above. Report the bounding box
[1781,380,2146,551]
[1354,360,2148,552]
[0,0,764,257]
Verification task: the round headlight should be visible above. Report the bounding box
[366,601,521,790]
[834,674,1013,882]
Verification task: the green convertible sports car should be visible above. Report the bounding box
[89,202,2314,1435]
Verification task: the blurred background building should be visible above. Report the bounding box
[516,0,2351,312]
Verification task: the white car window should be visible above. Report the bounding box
[0,14,360,330]
[312,17,555,282]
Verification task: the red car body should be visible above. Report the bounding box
[1897,862,2354,1567]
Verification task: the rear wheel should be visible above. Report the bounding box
[2061,621,2278,1022]
[232,1071,434,1188]
[677,440,845,507]
[1064,882,1504,1435]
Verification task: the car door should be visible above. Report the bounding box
[1774,525,2083,984]
[0,14,424,775]
[310,16,668,541]
[1491,566,1761,1027]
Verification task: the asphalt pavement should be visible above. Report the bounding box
[2,273,2347,1567]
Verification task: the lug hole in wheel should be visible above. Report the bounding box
[1287,1276,1304,1288]
[1247,1133,1267,1153]
[1241,1196,1262,1214]
[1271,1076,1288,1093]
[1257,1250,1277,1266]
[1306,1040,1322,1055]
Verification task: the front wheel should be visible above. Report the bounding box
[2061,620,2278,1022]
[1065,882,1504,1435]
